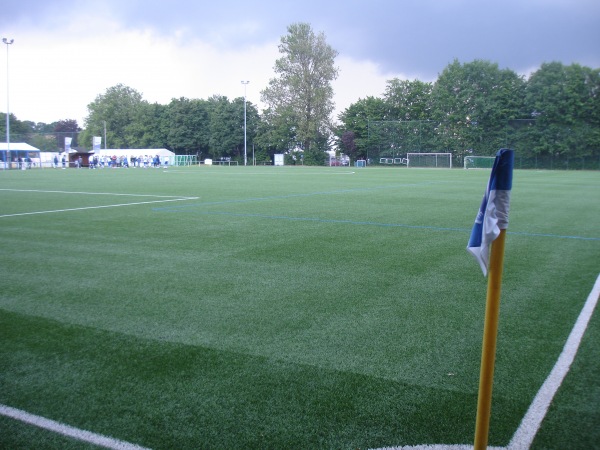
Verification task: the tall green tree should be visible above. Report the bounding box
[127,102,168,149]
[525,62,600,159]
[384,79,433,121]
[81,84,146,149]
[0,113,30,142]
[336,96,387,160]
[208,95,242,159]
[254,106,297,160]
[166,98,210,155]
[261,23,338,164]
[431,59,525,158]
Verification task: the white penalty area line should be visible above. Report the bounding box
[0,404,151,450]
[373,272,600,450]
[0,189,198,218]
[0,198,199,218]
[0,188,192,198]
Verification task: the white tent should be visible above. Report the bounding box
[0,142,40,152]
[0,142,41,169]
[92,148,174,158]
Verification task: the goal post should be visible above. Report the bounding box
[464,156,495,169]
[406,153,452,169]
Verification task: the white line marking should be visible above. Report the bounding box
[0,189,199,218]
[0,188,193,198]
[506,272,600,450]
[0,404,151,450]
[0,198,199,218]
[374,446,504,450]
[372,273,600,450]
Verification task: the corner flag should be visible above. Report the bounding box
[469,149,515,450]
[467,149,514,276]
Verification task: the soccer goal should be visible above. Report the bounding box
[174,155,198,166]
[406,153,452,168]
[464,156,495,169]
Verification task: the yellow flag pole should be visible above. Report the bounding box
[474,229,507,450]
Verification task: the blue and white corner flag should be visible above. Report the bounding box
[467,149,514,276]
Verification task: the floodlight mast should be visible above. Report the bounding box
[3,38,14,170]
[241,81,249,166]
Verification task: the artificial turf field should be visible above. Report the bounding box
[0,164,598,449]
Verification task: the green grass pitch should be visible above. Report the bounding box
[1,165,599,449]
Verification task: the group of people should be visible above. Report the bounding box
[52,154,168,169]
[16,157,34,169]
[52,155,68,169]
[87,154,167,169]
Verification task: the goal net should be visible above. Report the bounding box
[464,156,495,169]
[406,153,452,168]
[174,155,198,166]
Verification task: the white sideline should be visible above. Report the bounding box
[374,273,600,450]
[506,272,600,450]
[1,275,598,449]
[0,404,150,450]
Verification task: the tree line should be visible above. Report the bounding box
[2,23,598,169]
[337,60,600,169]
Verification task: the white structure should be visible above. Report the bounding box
[0,142,40,169]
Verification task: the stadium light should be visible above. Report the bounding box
[241,81,249,166]
[2,38,14,170]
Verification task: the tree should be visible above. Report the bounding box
[336,96,388,160]
[254,106,297,162]
[261,23,338,163]
[166,98,210,155]
[0,113,30,142]
[81,84,146,149]
[525,62,600,159]
[127,102,168,149]
[54,119,81,149]
[430,59,525,157]
[208,95,242,159]
[383,78,433,121]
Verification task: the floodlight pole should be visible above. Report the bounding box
[3,38,14,170]
[241,81,249,166]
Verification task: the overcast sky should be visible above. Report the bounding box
[1,0,599,127]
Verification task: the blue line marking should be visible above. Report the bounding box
[151,184,599,242]
[151,182,445,212]
[155,208,599,241]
